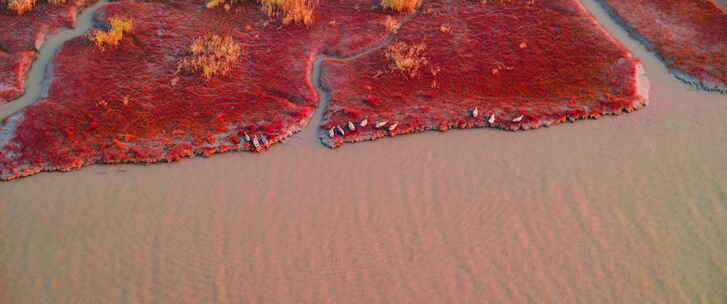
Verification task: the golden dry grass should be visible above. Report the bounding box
[381,0,421,13]
[207,0,318,25]
[89,17,134,50]
[2,0,66,15]
[177,34,242,80]
[385,41,429,78]
[384,15,398,32]
[4,0,36,15]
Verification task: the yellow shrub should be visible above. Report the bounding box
[207,0,318,25]
[177,34,242,80]
[385,41,428,78]
[3,0,67,15]
[89,17,134,50]
[5,0,36,15]
[384,15,398,31]
[381,0,421,13]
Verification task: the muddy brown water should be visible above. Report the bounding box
[1,0,726,303]
[715,0,727,9]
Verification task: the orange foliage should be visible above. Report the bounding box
[89,17,134,50]
[4,0,36,14]
[177,34,242,80]
[385,41,429,78]
[2,0,66,15]
[381,0,421,13]
[207,0,318,25]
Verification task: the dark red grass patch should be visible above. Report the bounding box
[0,0,98,102]
[319,0,649,148]
[0,51,34,102]
[598,0,727,92]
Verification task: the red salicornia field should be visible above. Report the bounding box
[1,0,725,180]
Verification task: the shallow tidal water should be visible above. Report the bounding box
[1,0,726,303]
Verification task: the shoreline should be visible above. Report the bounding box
[593,0,727,94]
[0,0,420,181]
[320,64,650,148]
